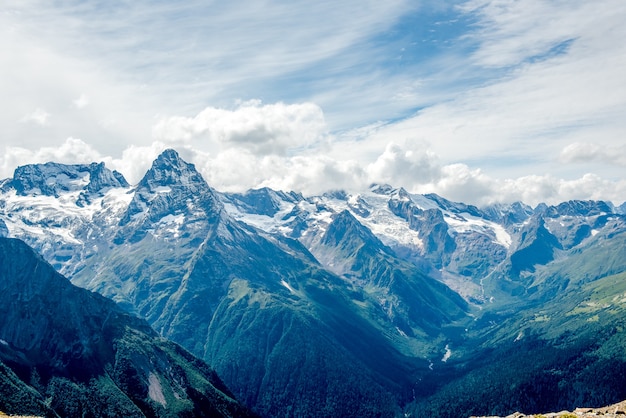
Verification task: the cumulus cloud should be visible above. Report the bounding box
[152,101,328,156]
[359,142,626,206]
[367,142,441,186]
[560,142,626,166]
[422,164,494,203]
[272,155,367,195]
[19,108,51,126]
[0,138,102,178]
[102,142,171,185]
[409,168,626,208]
[2,136,624,208]
[166,139,625,207]
[189,147,366,196]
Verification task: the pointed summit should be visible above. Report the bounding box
[508,216,562,277]
[321,210,388,253]
[117,149,222,242]
[157,147,182,162]
[138,148,205,191]
[85,162,129,193]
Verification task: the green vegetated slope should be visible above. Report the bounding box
[84,207,435,417]
[0,237,253,417]
[409,227,626,418]
[64,152,472,417]
[0,361,50,417]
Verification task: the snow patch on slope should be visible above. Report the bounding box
[441,344,452,362]
[280,279,297,294]
[445,212,512,248]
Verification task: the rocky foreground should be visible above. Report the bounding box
[471,400,626,417]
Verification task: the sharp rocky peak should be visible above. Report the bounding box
[132,148,219,201]
[369,183,401,196]
[138,148,204,190]
[117,149,223,238]
[322,210,382,248]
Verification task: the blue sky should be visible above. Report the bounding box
[1,0,625,206]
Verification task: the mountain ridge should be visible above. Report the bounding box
[1,149,625,417]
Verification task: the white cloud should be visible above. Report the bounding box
[1,1,624,208]
[367,142,441,186]
[353,0,626,184]
[422,164,494,203]
[0,138,102,178]
[404,164,626,207]
[459,0,585,68]
[73,94,89,109]
[560,142,626,166]
[272,155,367,195]
[152,101,328,156]
[102,142,170,185]
[2,136,624,208]
[189,147,366,195]
[19,108,50,126]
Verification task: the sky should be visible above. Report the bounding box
[1,0,625,207]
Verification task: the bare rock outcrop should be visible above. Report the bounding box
[471,399,626,418]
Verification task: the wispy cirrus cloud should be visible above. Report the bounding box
[347,0,626,181]
[458,0,584,68]
[2,0,424,121]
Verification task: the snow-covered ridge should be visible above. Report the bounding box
[224,184,514,253]
[1,153,623,305]
[221,183,626,303]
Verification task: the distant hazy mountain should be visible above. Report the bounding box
[0,237,253,417]
[1,149,625,417]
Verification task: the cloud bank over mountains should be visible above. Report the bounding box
[1,0,624,206]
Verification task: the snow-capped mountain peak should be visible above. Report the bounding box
[138,148,203,190]
[6,161,128,204]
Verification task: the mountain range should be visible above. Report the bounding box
[1,149,625,417]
